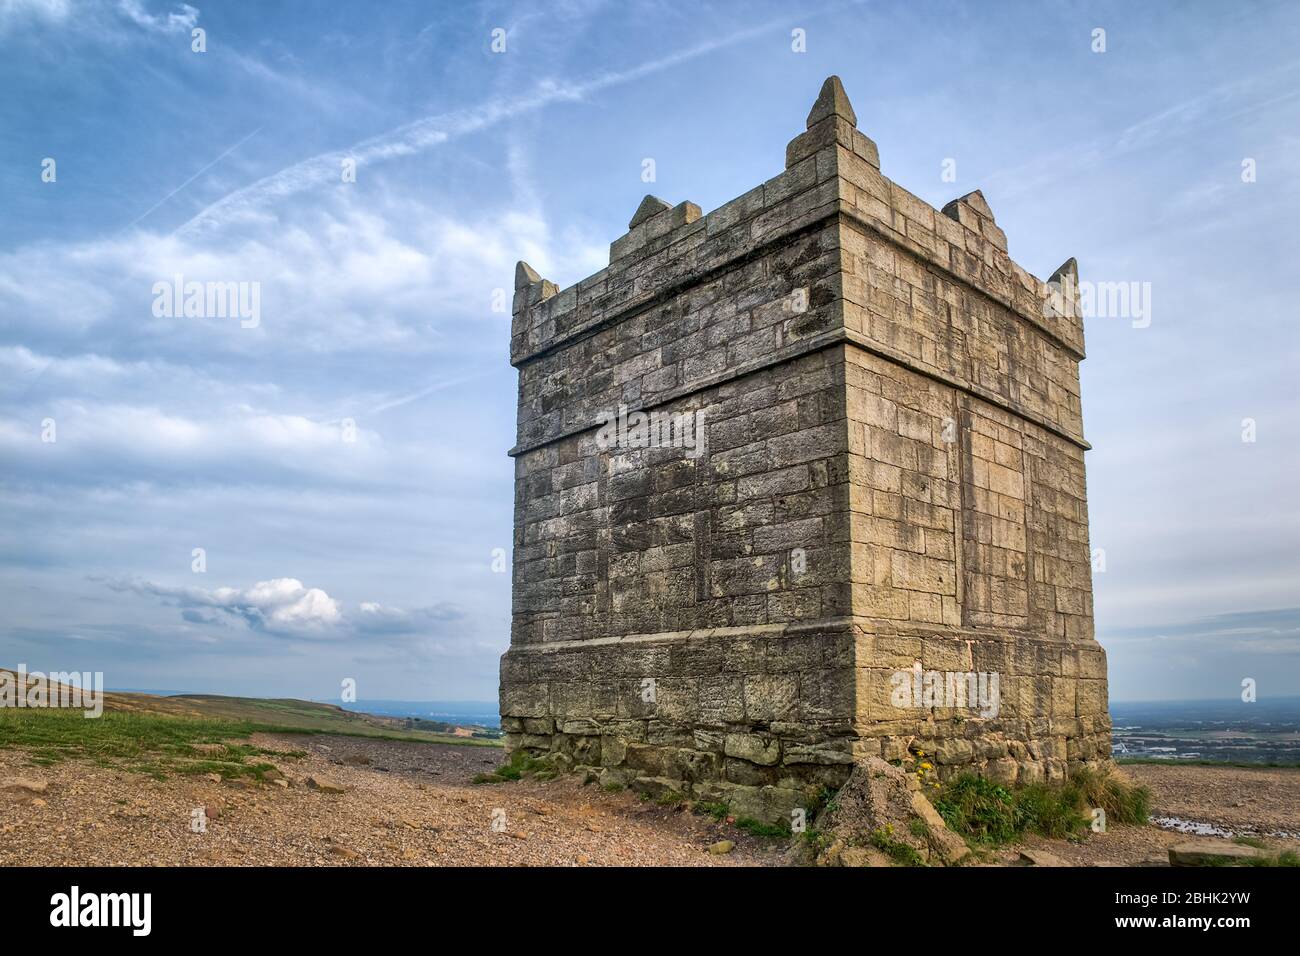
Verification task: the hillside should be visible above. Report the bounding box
[0,668,500,747]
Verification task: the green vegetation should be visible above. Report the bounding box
[692,800,730,821]
[1193,848,1300,868]
[471,749,554,784]
[155,694,499,746]
[933,769,1151,846]
[0,682,500,780]
[734,817,791,838]
[810,784,839,816]
[0,708,304,780]
[869,826,926,866]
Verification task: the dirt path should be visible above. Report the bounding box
[3,739,1297,866]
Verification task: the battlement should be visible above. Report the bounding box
[511,77,1086,467]
[501,77,1109,821]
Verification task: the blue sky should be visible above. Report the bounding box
[1,0,1296,703]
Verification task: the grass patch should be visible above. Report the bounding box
[1233,836,1267,849]
[0,708,306,780]
[934,768,1151,846]
[869,826,927,866]
[735,817,791,838]
[800,828,832,856]
[933,776,1022,844]
[471,749,554,785]
[1070,765,1152,825]
[692,800,730,821]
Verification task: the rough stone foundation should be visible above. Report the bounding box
[501,77,1110,823]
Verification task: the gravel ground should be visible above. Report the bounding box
[3,740,1296,866]
[0,734,784,867]
[1123,763,1300,835]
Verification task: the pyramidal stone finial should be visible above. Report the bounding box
[629,194,672,229]
[943,189,995,223]
[806,75,857,129]
[1049,257,1079,286]
[515,260,543,289]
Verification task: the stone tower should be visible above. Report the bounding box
[501,76,1110,823]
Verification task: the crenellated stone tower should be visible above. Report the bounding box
[501,76,1110,823]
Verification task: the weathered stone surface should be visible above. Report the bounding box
[812,757,968,866]
[726,785,804,826]
[806,75,857,128]
[724,733,780,766]
[839,846,891,867]
[628,194,672,229]
[501,76,1109,799]
[1168,841,1268,866]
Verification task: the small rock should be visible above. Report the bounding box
[1,777,49,804]
[1,777,48,795]
[708,840,735,855]
[341,754,372,766]
[305,775,347,794]
[328,844,358,860]
[1169,840,1267,866]
[576,853,590,865]
[202,773,221,784]
[272,779,288,789]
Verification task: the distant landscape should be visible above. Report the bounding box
[336,699,501,733]
[103,688,1298,764]
[1111,697,1300,766]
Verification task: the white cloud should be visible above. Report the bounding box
[0,0,73,27]
[116,0,197,34]
[111,576,340,635]
[106,575,463,641]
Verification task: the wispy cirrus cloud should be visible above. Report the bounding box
[177,13,798,236]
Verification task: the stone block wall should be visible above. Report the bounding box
[501,77,1110,822]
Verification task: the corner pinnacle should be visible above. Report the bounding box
[628,194,672,229]
[943,189,995,223]
[1049,257,1079,286]
[806,75,857,129]
[514,260,543,289]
